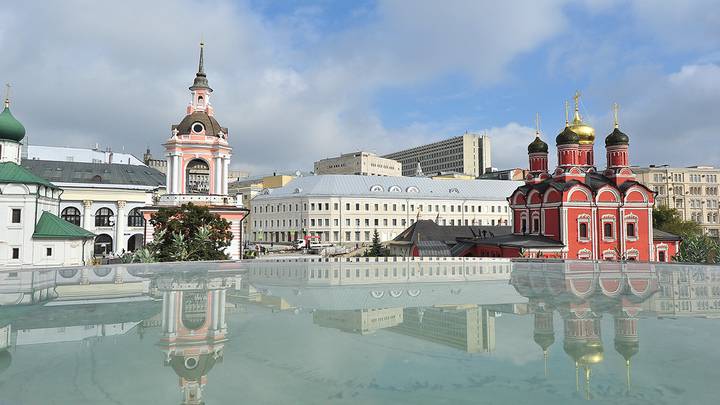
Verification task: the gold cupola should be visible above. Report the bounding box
[568,91,595,145]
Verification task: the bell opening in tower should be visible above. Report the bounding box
[186,159,210,194]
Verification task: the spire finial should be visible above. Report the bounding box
[4,83,11,108]
[543,349,548,377]
[613,102,620,129]
[626,359,631,394]
[198,41,205,74]
[572,90,582,123]
[535,112,541,137]
[564,101,569,127]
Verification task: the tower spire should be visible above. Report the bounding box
[564,101,569,127]
[572,90,582,123]
[535,112,541,136]
[4,83,10,108]
[613,102,620,129]
[190,41,212,92]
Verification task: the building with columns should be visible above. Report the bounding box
[1,91,95,268]
[455,94,678,261]
[142,43,248,259]
[22,159,165,256]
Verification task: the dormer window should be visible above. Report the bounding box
[192,122,204,133]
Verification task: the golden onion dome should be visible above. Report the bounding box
[567,91,595,145]
[564,340,604,365]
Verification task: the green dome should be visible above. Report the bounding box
[556,126,580,146]
[0,106,26,142]
[534,332,555,350]
[528,136,549,154]
[614,340,639,361]
[605,127,629,146]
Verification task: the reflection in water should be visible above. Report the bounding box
[1,260,720,403]
[155,272,232,405]
[511,261,658,400]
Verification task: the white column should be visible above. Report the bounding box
[211,290,220,330]
[174,155,182,194]
[167,291,177,333]
[166,156,174,194]
[82,200,93,229]
[219,289,227,329]
[161,291,169,331]
[223,159,230,195]
[115,200,126,254]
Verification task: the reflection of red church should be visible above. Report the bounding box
[157,273,230,405]
[512,262,658,399]
[457,94,679,261]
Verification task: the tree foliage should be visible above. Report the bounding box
[674,234,720,264]
[364,229,390,257]
[130,203,233,262]
[653,205,701,237]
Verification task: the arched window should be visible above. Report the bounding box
[579,223,588,239]
[61,207,81,226]
[626,223,636,238]
[603,223,614,238]
[127,208,145,227]
[94,234,113,256]
[186,159,210,194]
[95,207,114,227]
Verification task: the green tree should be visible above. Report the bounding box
[364,229,389,257]
[141,203,233,262]
[653,205,701,237]
[674,234,720,264]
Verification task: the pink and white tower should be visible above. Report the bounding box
[143,43,248,259]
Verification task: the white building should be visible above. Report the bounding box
[22,159,165,255]
[250,175,520,245]
[0,95,95,269]
[314,151,402,177]
[383,133,492,177]
[25,144,145,165]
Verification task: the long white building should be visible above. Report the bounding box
[250,175,520,245]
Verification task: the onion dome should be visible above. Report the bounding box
[605,128,629,146]
[614,340,639,361]
[534,333,555,351]
[568,92,595,145]
[606,104,629,146]
[564,340,604,365]
[0,101,26,142]
[528,136,549,154]
[556,126,580,145]
[169,353,217,381]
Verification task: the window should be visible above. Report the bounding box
[627,223,636,238]
[11,208,21,223]
[128,208,145,227]
[579,223,588,239]
[95,207,114,227]
[658,251,666,262]
[61,207,81,226]
[46,247,52,256]
[12,248,19,259]
[604,222,614,239]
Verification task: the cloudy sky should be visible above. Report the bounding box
[1,0,719,175]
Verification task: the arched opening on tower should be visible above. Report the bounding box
[186,159,210,194]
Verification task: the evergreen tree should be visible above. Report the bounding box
[364,229,389,257]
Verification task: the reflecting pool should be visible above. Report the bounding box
[1,258,719,404]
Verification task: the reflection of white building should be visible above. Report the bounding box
[643,265,720,318]
[313,308,404,335]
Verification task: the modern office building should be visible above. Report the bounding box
[634,165,720,237]
[314,151,402,177]
[383,133,492,177]
[249,174,519,244]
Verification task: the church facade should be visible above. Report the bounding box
[142,44,248,259]
[457,94,679,261]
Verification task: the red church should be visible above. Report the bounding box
[457,93,679,261]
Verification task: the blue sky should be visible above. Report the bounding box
[1,0,719,174]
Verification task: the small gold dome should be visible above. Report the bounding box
[567,91,595,145]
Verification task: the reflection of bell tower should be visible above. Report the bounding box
[157,273,231,405]
[560,303,603,400]
[613,298,640,394]
[530,300,555,377]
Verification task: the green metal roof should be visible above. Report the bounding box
[33,211,95,239]
[0,161,55,188]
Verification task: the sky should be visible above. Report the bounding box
[1,0,719,175]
